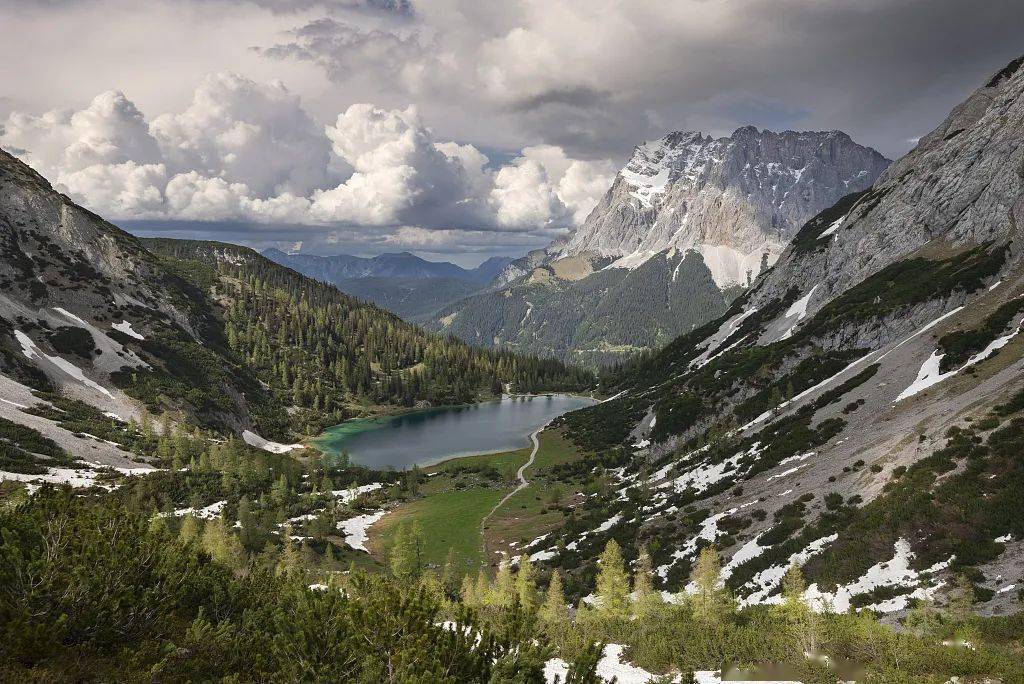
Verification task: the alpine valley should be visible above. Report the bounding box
[2,31,1024,684]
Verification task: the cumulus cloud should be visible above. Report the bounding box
[0,74,615,252]
[151,73,336,197]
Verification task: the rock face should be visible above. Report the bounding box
[560,127,890,288]
[748,60,1024,332]
[545,56,1024,616]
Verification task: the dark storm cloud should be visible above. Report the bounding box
[255,0,1023,159]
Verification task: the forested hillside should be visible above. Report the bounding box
[428,250,734,366]
[144,239,594,433]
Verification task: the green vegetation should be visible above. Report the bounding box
[46,325,95,359]
[0,416,74,474]
[429,249,731,367]
[789,189,871,255]
[800,243,1008,339]
[142,239,593,436]
[484,431,587,561]
[0,490,568,682]
[371,487,511,574]
[937,297,1024,371]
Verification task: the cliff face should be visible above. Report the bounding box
[560,127,890,288]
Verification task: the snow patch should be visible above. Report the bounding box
[804,539,951,613]
[338,510,387,551]
[740,534,838,607]
[817,216,844,240]
[112,320,145,340]
[242,430,303,453]
[14,330,113,397]
[331,482,384,503]
[896,322,1021,402]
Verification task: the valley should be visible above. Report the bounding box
[1,29,1024,684]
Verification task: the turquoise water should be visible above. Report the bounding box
[313,395,596,469]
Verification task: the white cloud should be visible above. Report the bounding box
[0,75,615,250]
[150,72,335,197]
[60,161,168,218]
[489,145,615,228]
[2,90,161,179]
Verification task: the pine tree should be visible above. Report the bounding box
[594,539,631,624]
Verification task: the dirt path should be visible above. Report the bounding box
[479,422,547,560]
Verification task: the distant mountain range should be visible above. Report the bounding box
[262,249,512,319]
[425,127,889,364]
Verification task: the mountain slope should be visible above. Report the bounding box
[331,276,484,320]
[428,128,888,364]
[523,56,1024,615]
[428,249,733,366]
[561,127,890,288]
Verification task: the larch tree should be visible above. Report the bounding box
[781,562,818,654]
[515,555,539,614]
[538,570,570,633]
[594,539,631,624]
[688,546,731,629]
[633,546,663,621]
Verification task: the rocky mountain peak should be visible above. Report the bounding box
[557,125,890,289]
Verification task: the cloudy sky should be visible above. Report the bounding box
[1,0,1022,265]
